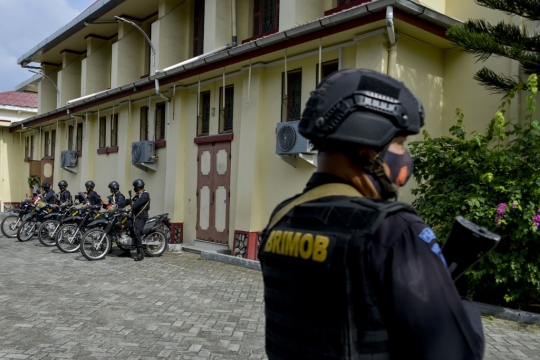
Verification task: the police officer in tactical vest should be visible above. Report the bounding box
[56,180,71,206]
[84,180,101,206]
[40,182,56,204]
[103,181,126,209]
[258,69,484,359]
[124,179,150,261]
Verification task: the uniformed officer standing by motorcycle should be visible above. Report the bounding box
[56,180,71,206]
[124,179,149,261]
[40,182,56,204]
[84,180,101,206]
[258,69,485,359]
[102,181,126,209]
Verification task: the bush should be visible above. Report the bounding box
[409,74,540,306]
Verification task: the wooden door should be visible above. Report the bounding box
[196,141,231,244]
[41,159,54,189]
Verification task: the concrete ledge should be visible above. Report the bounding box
[167,244,183,251]
[475,301,540,325]
[200,251,261,271]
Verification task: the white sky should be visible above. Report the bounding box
[0,0,93,92]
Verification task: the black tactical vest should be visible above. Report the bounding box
[259,196,415,360]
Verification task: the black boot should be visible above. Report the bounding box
[117,249,131,257]
[134,248,144,261]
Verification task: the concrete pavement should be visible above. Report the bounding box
[0,236,539,359]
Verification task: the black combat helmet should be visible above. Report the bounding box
[85,180,95,191]
[133,179,145,190]
[298,68,424,151]
[42,182,51,191]
[108,181,120,193]
[58,180,68,190]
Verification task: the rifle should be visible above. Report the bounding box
[442,216,501,281]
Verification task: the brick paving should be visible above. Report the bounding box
[0,236,539,359]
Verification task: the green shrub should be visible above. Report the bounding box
[409,74,540,306]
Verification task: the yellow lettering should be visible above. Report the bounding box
[280,232,289,254]
[299,233,314,259]
[265,231,275,252]
[285,232,301,257]
[272,231,283,253]
[312,235,330,262]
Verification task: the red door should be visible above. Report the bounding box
[196,142,231,244]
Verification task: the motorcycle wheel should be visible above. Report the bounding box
[1,214,21,238]
[143,229,167,257]
[17,220,36,242]
[80,229,110,261]
[38,220,60,247]
[56,224,82,253]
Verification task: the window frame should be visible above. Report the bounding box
[281,69,303,122]
[51,130,56,156]
[219,85,234,133]
[252,0,279,38]
[68,125,74,151]
[44,131,50,156]
[154,102,166,141]
[197,90,211,136]
[315,59,339,86]
[99,116,107,148]
[140,106,149,141]
[193,0,205,57]
[76,123,83,152]
[110,114,118,147]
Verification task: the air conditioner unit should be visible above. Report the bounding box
[131,141,156,165]
[276,120,316,155]
[60,150,77,173]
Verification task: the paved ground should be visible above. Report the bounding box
[0,236,539,359]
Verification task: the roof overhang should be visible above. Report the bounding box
[10,0,461,133]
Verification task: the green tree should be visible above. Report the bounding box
[446,0,540,96]
[409,75,540,306]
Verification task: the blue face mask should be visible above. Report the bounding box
[384,149,414,187]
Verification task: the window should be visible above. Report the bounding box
[219,85,234,133]
[193,0,205,57]
[197,91,211,136]
[325,0,370,16]
[253,0,279,37]
[111,114,118,146]
[51,130,56,156]
[25,135,33,159]
[99,116,106,148]
[316,60,339,85]
[68,125,74,151]
[281,69,302,122]
[76,123,83,152]
[155,102,166,140]
[140,106,149,141]
[44,132,50,156]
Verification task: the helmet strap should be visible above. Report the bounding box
[346,149,398,200]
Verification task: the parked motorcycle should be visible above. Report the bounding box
[16,198,55,242]
[55,197,104,253]
[80,207,168,261]
[1,195,41,238]
[37,204,73,247]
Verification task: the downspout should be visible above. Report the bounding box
[386,6,397,78]
[231,0,237,47]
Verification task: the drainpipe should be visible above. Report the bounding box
[386,6,397,77]
[155,79,171,102]
[231,0,237,47]
[386,6,397,78]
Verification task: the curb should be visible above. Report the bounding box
[474,301,540,325]
[200,251,261,271]
[191,250,540,325]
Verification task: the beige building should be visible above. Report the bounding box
[0,91,38,211]
[7,0,521,258]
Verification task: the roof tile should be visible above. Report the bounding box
[0,91,38,108]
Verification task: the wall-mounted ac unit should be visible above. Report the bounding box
[276,120,316,155]
[132,141,156,168]
[60,150,77,173]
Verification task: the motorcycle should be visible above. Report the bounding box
[37,204,73,247]
[79,206,168,261]
[1,195,40,238]
[55,193,104,253]
[16,198,55,242]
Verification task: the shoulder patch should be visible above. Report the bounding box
[418,227,436,244]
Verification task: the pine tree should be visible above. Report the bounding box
[447,0,540,96]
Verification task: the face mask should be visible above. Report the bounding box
[384,149,414,187]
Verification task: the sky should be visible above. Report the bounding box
[0,0,94,92]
